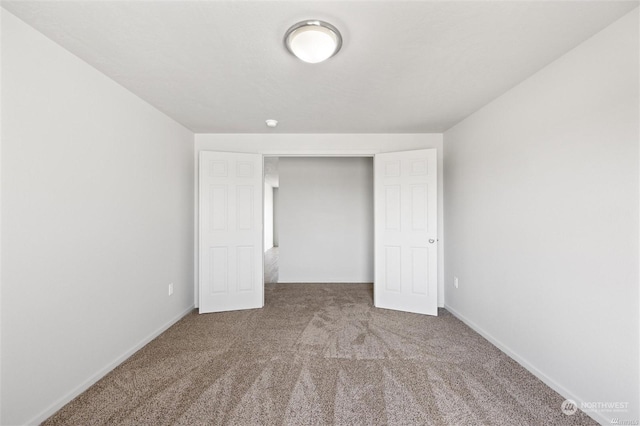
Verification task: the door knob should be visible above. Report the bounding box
[429,239,435,244]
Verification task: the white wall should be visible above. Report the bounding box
[0,7,4,425]
[273,187,279,247]
[264,183,274,251]
[444,9,638,425]
[1,11,195,425]
[278,157,373,283]
[195,134,444,305]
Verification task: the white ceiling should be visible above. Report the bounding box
[3,1,637,133]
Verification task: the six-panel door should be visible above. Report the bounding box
[199,151,263,313]
[374,149,438,315]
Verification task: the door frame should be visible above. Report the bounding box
[194,150,443,310]
[260,154,375,290]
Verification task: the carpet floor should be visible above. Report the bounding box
[43,284,595,425]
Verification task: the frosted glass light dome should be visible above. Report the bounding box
[285,21,342,64]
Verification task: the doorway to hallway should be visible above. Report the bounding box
[198,149,438,316]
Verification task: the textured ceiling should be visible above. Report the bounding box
[3,1,637,133]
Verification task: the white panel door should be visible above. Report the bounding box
[374,149,438,315]
[199,151,263,313]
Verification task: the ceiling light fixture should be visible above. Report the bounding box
[265,119,278,128]
[284,20,342,64]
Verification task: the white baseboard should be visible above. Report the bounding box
[275,281,373,284]
[27,304,195,425]
[444,304,609,426]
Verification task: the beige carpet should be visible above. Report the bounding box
[44,284,595,425]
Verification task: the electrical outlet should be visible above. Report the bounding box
[168,283,174,296]
[454,277,459,289]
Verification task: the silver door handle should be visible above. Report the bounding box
[429,239,436,244]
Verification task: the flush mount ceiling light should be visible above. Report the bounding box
[284,20,342,64]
